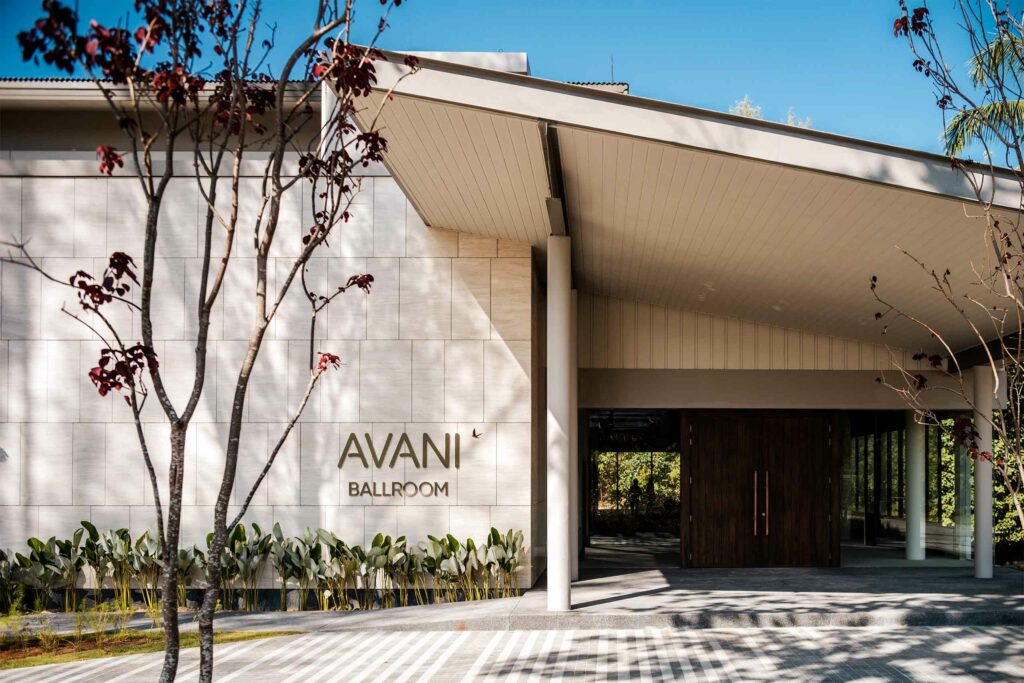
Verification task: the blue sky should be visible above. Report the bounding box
[0,1,987,154]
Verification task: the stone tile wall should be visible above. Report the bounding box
[0,171,538,583]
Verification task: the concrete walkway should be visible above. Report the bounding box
[195,564,1023,633]
[3,567,1020,680]
[2,625,1020,682]
[13,565,1022,636]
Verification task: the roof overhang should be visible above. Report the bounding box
[351,52,1014,353]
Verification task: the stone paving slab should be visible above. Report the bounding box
[2,625,1021,682]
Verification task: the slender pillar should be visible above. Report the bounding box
[973,366,994,579]
[905,412,926,561]
[569,289,580,581]
[546,235,572,611]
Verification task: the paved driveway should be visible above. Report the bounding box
[1,625,1020,682]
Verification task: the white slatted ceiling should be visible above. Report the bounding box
[558,126,993,351]
[577,293,928,372]
[353,94,550,245]
[358,94,994,352]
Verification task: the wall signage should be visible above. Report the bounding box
[338,432,460,499]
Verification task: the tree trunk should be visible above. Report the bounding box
[159,422,188,682]
[196,538,221,683]
[198,338,261,682]
[197,458,232,682]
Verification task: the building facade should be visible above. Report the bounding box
[0,74,544,583]
[0,52,1006,605]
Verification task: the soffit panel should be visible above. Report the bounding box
[353,93,550,245]
[557,125,995,352]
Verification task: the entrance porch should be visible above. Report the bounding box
[359,53,1011,611]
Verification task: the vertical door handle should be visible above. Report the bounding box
[753,471,758,536]
[765,470,770,537]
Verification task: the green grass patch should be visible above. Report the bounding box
[0,630,300,670]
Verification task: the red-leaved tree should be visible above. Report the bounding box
[3,1,418,680]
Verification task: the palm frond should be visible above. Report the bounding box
[944,99,1024,157]
[968,34,1024,86]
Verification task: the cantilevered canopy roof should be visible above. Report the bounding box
[351,53,1016,352]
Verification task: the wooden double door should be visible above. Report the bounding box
[681,411,839,568]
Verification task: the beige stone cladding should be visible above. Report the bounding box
[0,169,538,585]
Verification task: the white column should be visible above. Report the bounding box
[546,235,572,611]
[905,412,926,561]
[973,365,994,579]
[570,289,579,581]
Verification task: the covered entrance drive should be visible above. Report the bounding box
[682,411,838,568]
[359,52,1006,611]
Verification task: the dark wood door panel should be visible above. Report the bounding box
[686,411,834,568]
[688,412,760,568]
[762,413,831,567]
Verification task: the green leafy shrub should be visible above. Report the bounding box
[487,528,525,598]
[316,529,352,611]
[0,549,22,614]
[2,524,528,615]
[79,521,109,605]
[131,530,162,615]
[99,529,135,611]
[53,528,86,612]
[292,528,324,611]
[176,546,198,607]
[15,537,64,611]
[232,524,271,612]
[419,534,459,603]
[269,524,301,611]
